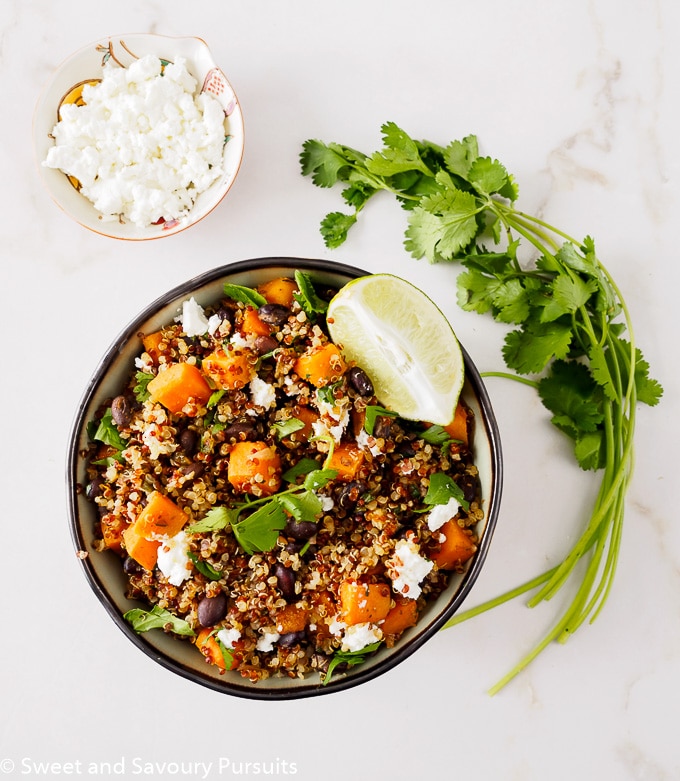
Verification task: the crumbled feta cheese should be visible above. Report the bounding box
[341,622,383,652]
[216,627,241,649]
[180,297,209,337]
[427,496,462,532]
[156,530,191,586]
[230,331,257,350]
[328,618,347,637]
[318,494,335,512]
[250,377,277,409]
[312,415,347,445]
[256,631,281,652]
[389,538,434,599]
[43,55,226,228]
[356,427,383,456]
[207,313,222,335]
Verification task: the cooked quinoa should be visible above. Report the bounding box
[83,272,484,682]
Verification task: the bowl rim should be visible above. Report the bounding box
[66,256,503,699]
[33,33,245,241]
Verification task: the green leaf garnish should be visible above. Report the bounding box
[293,269,328,317]
[424,471,468,511]
[363,405,399,436]
[231,501,288,556]
[185,506,234,534]
[133,371,154,402]
[419,424,452,446]
[322,641,382,685]
[271,418,305,440]
[223,283,267,308]
[124,605,195,636]
[187,551,223,581]
[282,457,323,483]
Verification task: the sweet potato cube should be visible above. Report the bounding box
[274,603,308,634]
[141,331,164,363]
[379,596,418,636]
[282,405,319,445]
[294,343,347,387]
[432,519,478,570]
[122,524,161,571]
[100,514,128,553]
[241,307,271,337]
[134,491,188,539]
[258,277,298,307]
[202,348,255,390]
[327,442,365,481]
[443,401,471,445]
[339,580,391,626]
[196,628,238,671]
[147,362,212,415]
[227,441,282,496]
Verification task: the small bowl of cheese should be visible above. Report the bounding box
[33,34,245,240]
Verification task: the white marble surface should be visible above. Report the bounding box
[2,1,678,779]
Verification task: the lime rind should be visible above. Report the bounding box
[327,274,464,425]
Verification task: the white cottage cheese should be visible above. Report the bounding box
[427,496,462,532]
[43,54,226,227]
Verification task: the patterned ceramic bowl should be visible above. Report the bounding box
[67,258,503,699]
[33,34,244,240]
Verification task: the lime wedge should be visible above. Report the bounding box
[327,274,464,425]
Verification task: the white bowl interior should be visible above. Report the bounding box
[68,259,502,698]
[34,34,244,240]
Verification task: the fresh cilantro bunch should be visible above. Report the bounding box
[301,123,663,691]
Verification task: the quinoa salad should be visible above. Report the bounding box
[83,271,484,683]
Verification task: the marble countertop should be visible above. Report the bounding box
[2,1,678,778]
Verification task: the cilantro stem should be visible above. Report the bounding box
[480,371,539,389]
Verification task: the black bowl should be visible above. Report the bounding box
[67,257,503,699]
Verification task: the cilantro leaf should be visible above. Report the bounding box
[424,471,468,510]
[364,122,432,177]
[502,322,573,375]
[302,468,338,491]
[364,405,399,436]
[271,418,305,440]
[300,139,364,187]
[468,156,512,196]
[133,371,154,402]
[320,211,357,249]
[294,270,329,316]
[539,274,599,323]
[231,502,287,556]
[187,551,223,581]
[405,196,479,262]
[282,457,323,483]
[322,641,382,685]
[278,490,323,523]
[538,360,604,435]
[185,506,234,534]
[223,283,267,308]
[124,605,195,637]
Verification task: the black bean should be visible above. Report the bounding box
[373,415,393,439]
[85,476,105,502]
[278,630,306,648]
[274,562,297,601]
[253,334,279,355]
[123,556,143,576]
[180,461,204,479]
[197,592,229,627]
[285,518,318,541]
[258,303,290,325]
[224,420,257,442]
[216,306,236,326]
[111,395,133,427]
[337,480,367,510]
[348,366,374,396]
[179,428,199,455]
[459,473,480,504]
